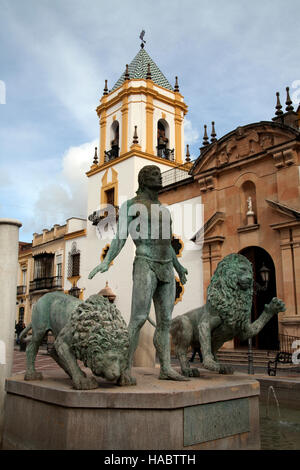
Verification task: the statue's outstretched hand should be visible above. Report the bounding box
[177,266,188,285]
[88,261,109,279]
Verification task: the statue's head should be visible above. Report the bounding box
[91,350,126,381]
[70,295,129,382]
[137,165,162,192]
[207,253,253,324]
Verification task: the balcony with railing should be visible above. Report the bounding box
[17,285,26,296]
[160,163,193,188]
[29,276,62,292]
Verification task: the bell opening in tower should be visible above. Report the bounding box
[157,120,169,159]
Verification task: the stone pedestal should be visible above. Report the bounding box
[246,211,255,225]
[3,367,260,450]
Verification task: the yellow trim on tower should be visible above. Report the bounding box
[99,106,107,166]
[100,168,119,207]
[145,80,154,154]
[67,275,80,286]
[121,89,129,155]
[96,82,188,118]
[86,148,183,177]
[174,105,183,164]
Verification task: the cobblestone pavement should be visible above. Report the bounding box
[12,347,59,375]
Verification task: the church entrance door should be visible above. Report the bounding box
[235,246,279,350]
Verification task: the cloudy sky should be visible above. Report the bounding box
[1,0,300,241]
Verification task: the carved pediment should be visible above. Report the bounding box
[191,211,225,244]
[266,199,300,220]
[193,122,298,175]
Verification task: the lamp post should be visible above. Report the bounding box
[248,262,270,375]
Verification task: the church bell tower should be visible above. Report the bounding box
[85,39,188,339]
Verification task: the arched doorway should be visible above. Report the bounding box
[235,246,279,350]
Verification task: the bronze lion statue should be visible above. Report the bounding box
[20,292,129,389]
[170,253,285,376]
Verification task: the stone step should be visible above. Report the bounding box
[217,354,276,362]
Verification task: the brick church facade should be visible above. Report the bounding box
[160,90,300,349]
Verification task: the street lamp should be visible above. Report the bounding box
[259,263,271,286]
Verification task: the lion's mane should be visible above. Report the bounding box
[69,295,129,367]
[207,253,253,329]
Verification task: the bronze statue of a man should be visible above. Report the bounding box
[89,165,188,385]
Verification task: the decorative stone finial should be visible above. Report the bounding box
[275,92,283,116]
[174,76,179,92]
[185,144,191,162]
[93,147,98,165]
[202,125,209,146]
[103,80,108,95]
[125,64,130,80]
[146,63,152,80]
[133,126,139,144]
[211,121,217,143]
[285,86,294,112]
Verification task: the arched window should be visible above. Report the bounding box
[110,121,119,159]
[68,242,80,278]
[157,119,173,160]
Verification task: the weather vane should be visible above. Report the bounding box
[139,30,146,48]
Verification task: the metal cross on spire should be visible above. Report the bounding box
[139,30,146,48]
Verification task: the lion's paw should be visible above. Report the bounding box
[203,359,221,373]
[117,372,137,386]
[219,364,234,375]
[189,368,201,377]
[73,375,99,390]
[265,297,286,316]
[181,367,200,377]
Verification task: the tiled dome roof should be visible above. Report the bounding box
[111,47,173,92]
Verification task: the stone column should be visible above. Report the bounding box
[0,219,22,444]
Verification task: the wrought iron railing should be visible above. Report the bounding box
[267,333,300,376]
[29,276,62,292]
[104,146,120,162]
[278,333,300,354]
[17,285,26,296]
[161,163,192,188]
[156,146,175,161]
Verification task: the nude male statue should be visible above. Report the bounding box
[89,165,189,385]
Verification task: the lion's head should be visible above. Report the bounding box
[207,253,253,327]
[69,295,129,382]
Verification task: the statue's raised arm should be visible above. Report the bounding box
[88,202,130,279]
